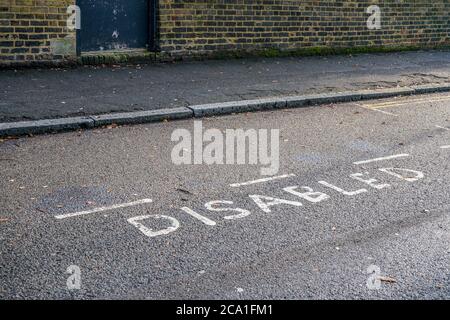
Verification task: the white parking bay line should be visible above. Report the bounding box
[436,125,450,131]
[440,145,450,149]
[54,198,153,220]
[353,154,410,165]
[230,174,296,187]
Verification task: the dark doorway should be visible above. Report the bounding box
[77,0,150,53]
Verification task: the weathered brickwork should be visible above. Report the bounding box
[0,0,449,66]
[158,0,450,57]
[0,0,76,66]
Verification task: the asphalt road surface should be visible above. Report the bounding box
[0,92,449,299]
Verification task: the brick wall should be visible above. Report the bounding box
[158,0,450,57]
[0,0,76,66]
[0,0,449,66]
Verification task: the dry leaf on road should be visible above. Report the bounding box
[379,276,397,283]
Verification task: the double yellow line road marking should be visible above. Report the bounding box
[362,95,450,110]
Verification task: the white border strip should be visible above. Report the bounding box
[230,174,296,187]
[353,154,410,165]
[181,207,216,226]
[54,198,153,220]
[440,145,450,149]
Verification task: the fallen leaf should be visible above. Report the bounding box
[106,123,118,129]
[379,276,397,283]
[0,218,9,223]
[176,188,192,195]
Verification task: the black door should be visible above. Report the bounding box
[77,0,149,52]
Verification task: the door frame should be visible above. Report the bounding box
[148,0,158,52]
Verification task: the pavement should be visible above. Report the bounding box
[1,50,450,123]
[0,91,449,299]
